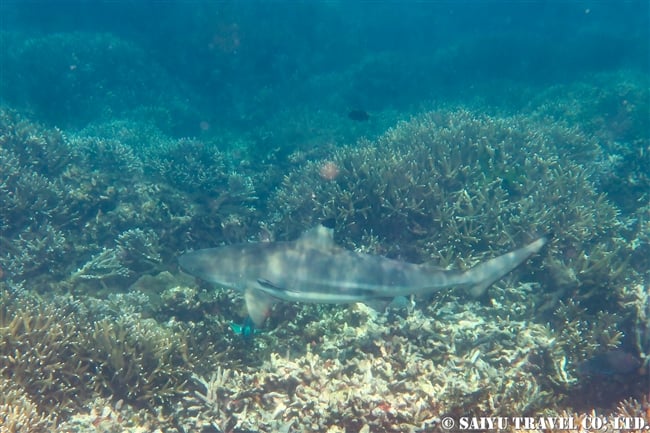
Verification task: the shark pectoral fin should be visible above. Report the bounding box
[245,289,276,327]
[469,279,493,298]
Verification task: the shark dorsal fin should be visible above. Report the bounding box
[296,225,335,250]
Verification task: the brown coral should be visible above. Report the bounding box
[0,297,92,416]
[269,109,627,306]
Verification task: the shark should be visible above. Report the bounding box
[179,225,547,327]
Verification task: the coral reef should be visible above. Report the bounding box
[69,229,161,287]
[0,294,92,417]
[1,70,648,430]
[0,109,261,292]
[144,137,259,247]
[175,297,576,432]
[81,316,191,408]
[56,397,165,433]
[262,108,649,421]
[269,109,628,304]
[0,376,56,433]
[619,281,650,373]
[3,274,642,432]
[0,285,198,427]
[527,71,650,256]
[0,2,647,430]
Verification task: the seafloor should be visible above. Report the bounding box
[1,26,649,433]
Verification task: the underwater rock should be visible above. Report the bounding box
[576,350,642,378]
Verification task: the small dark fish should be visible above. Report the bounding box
[577,350,641,377]
[348,109,370,121]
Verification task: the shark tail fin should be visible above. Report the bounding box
[467,236,548,298]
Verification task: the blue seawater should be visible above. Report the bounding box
[0,1,648,428]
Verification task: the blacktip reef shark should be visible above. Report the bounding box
[179,226,547,328]
[179,225,547,329]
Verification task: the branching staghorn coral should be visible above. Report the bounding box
[81,316,193,407]
[175,295,568,432]
[2,224,68,285]
[546,299,625,391]
[619,281,650,371]
[269,109,628,305]
[116,228,162,272]
[68,229,161,284]
[69,247,132,282]
[145,137,260,245]
[0,285,201,428]
[0,377,56,433]
[0,111,129,286]
[1,109,261,292]
[0,293,93,417]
